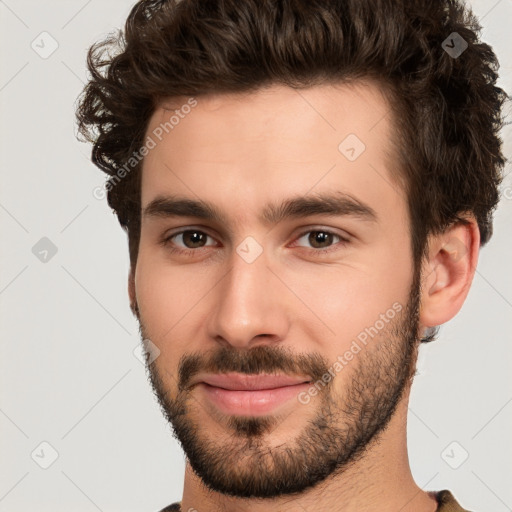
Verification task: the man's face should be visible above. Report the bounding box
[131,82,422,497]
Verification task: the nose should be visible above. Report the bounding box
[206,245,290,349]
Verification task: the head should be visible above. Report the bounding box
[76,0,506,500]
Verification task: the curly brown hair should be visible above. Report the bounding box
[76,0,506,295]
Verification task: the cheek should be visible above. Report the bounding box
[134,261,202,375]
[134,250,191,331]
[286,246,412,351]
[134,246,224,352]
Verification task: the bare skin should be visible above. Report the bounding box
[129,82,479,512]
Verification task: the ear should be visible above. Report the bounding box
[128,267,139,319]
[419,216,480,330]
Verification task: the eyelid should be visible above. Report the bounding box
[289,226,351,252]
[161,226,218,248]
[160,225,351,254]
[292,225,351,241]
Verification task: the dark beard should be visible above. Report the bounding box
[140,266,422,499]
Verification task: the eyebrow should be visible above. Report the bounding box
[142,191,378,227]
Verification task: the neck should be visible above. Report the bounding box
[178,386,438,512]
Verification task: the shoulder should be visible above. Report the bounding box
[434,489,474,512]
[157,493,477,512]
[156,502,181,512]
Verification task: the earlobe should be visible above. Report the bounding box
[419,218,480,329]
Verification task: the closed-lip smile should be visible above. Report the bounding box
[196,372,312,390]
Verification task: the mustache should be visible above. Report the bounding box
[178,344,331,391]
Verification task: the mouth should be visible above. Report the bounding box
[195,373,312,415]
[198,372,312,390]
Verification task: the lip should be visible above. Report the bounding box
[194,373,312,416]
[197,372,312,390]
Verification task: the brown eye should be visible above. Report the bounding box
[161,229,217,253]
[292,229,350,254]
[307,231,335,249]
[180,230,208,248]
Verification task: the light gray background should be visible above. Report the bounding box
[0,1,511,511]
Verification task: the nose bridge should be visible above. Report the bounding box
[208,243,288,347]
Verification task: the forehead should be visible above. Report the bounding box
[146,81,393,149]
[140,81,405,226]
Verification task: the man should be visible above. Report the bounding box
[76,0,506,510]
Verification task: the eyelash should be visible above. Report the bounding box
[159,227,350,256]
